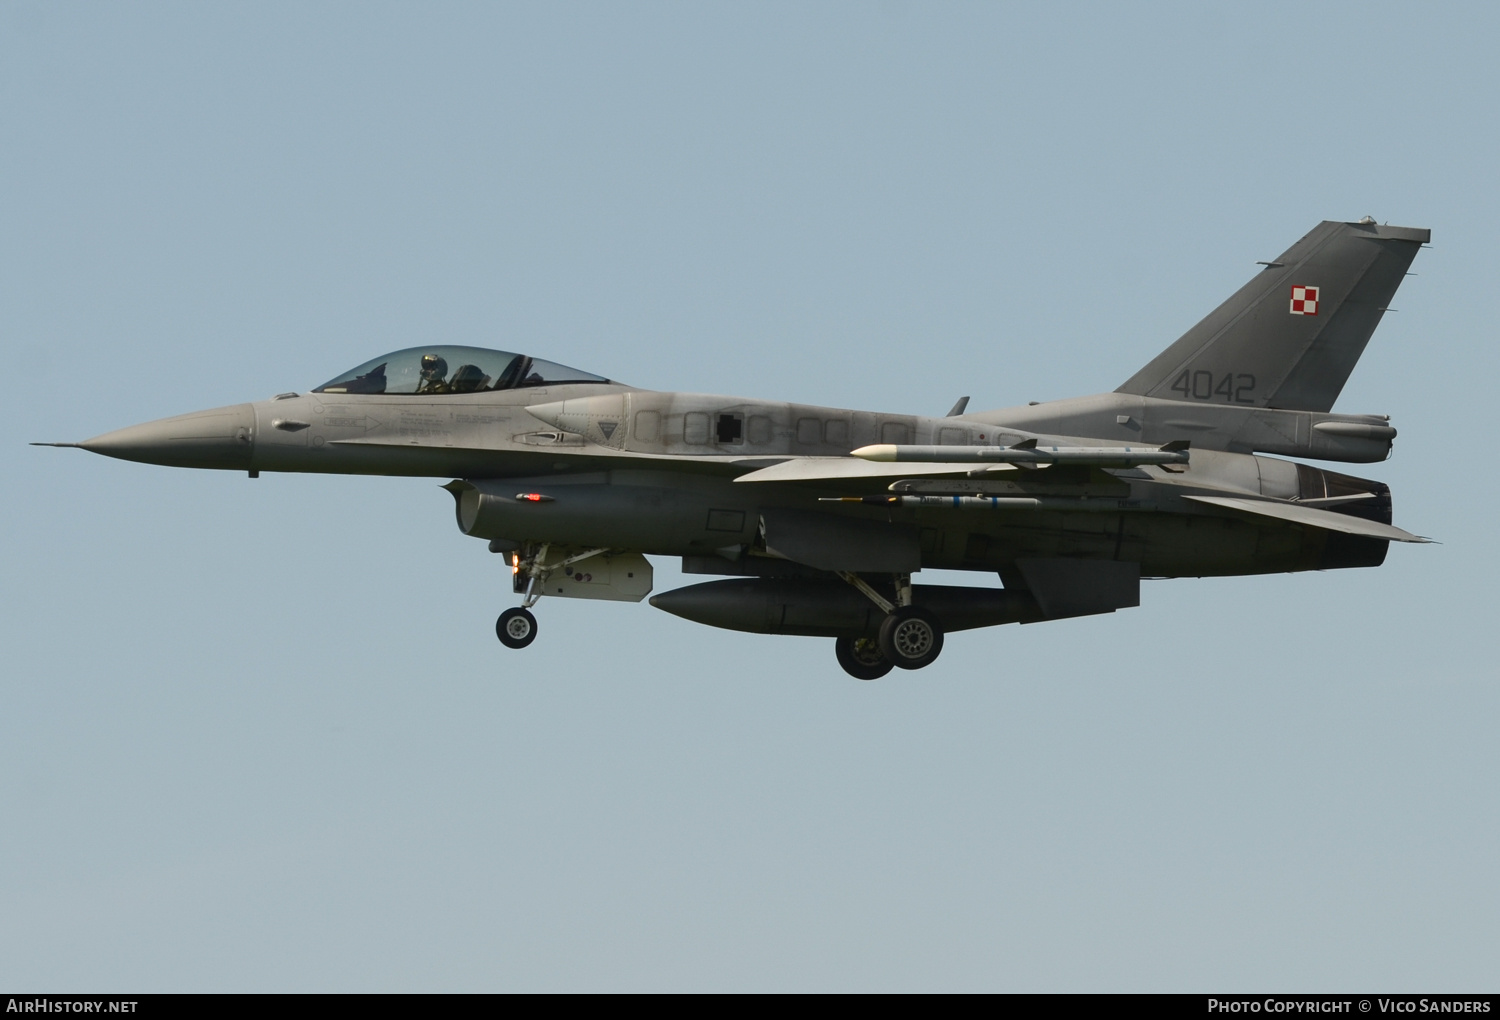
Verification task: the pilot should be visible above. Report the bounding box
[415,353,451,394]
[449,364,491,392]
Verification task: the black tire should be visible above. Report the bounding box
[835,636,893,680]
[496,607,538,649]
[877,607,943,670]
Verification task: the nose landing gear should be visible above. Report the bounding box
[496,606,538,648]
[495,541,552,650]
[495,542,614,650]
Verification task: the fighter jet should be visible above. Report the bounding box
[38,218,1431,678]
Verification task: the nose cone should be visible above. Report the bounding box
[80,403,256,469]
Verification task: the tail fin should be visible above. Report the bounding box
[1117,219,1429,413]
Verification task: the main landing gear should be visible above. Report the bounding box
[879,605,943,669]
[833,572,945,679]
[835,636,892,680]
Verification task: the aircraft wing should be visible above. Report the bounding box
[1183,495,1430,543]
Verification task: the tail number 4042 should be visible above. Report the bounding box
[1170,370,1256,403]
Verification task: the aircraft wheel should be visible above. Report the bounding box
[878,607,943,670]
[835,636,893,681]
[496,607,538,649]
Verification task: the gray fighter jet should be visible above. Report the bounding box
[39,218,1431,678]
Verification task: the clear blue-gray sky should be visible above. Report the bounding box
[4,1,1496,992]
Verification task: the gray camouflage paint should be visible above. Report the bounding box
[48,219,1431,657]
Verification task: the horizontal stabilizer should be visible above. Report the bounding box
[1184,495,1429,543]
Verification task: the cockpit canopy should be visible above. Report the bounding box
[312,345,610,396]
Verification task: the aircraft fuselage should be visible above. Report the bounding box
[78,383,1391,579]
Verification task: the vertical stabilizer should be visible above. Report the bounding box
[1117,219,1428,413]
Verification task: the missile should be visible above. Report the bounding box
[649,578,1041,637]
[851,438,1189,467]
[819,495,1157,511]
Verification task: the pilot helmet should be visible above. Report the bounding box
[419,353,448,380]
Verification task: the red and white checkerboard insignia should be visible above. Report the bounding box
[1290,285,1320,316]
